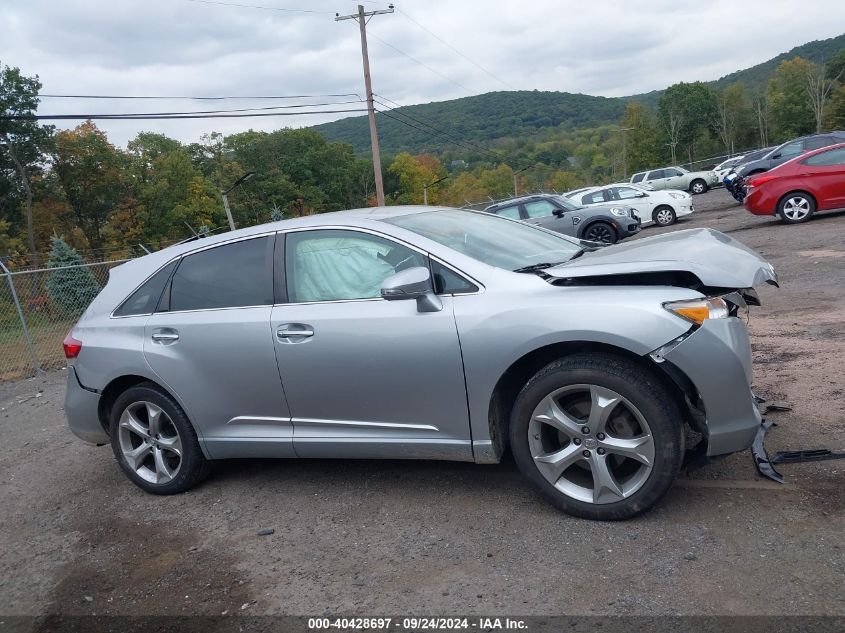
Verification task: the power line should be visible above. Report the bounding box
[26,93,361,100]
[181,0,334,14]
[364,31,475,95]
[4,108,368,121]
[395,8,516,91]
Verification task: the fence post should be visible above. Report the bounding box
[0,260,42,377]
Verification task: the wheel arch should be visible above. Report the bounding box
[777,189,817,211]
[97,374,181,433]
[486,341,699,460]
[579,218,617,241]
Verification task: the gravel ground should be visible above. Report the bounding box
[1,189,844,624]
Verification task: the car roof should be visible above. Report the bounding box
[484,193,560,210]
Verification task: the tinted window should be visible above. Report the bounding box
[387,210,580,272]
[647,169,665,180]
[523,199,558,218]
[664,168,683,177]
[777,141,803,159]
[493,205,521,220]
[804,136,832,151]
[286,229,426,303]
[431,260,477,295]
[631,173,645,183]
[581,191,606,205]
[169,237,272,311]
[114,260,177,316]
[611,186,643,200]
[803,147,845,166]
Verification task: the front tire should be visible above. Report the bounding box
[109,383,211,494]
[689,179,708,195]
[777,192,815,224]
[509,354,684,520]
[653,206,677,226]
[582,221,618,244]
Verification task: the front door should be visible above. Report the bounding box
[143,234,295,458]
[803,146,845,208]
[271,228,472,460]
[609,186,655,222]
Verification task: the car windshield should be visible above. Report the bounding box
[387,209,582,271]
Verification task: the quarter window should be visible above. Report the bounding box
[285,230,426,303]
[523,200,558,218]
[431,260,477,295]
[168,237,273,311]
[493,205,521,220]
[114,260,177,316]
[803,147,845,166]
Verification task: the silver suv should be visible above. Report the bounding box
[64,207,776,520]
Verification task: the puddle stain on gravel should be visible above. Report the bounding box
[37,516,252,626]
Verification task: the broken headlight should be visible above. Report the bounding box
[663,297,729,325]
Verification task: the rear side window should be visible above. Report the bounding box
[631,173,645,183]
[664,168,682,177]
[169,237,273,311]
[114,260,177,317]
[803,136,832,151]
[647,169,665,180]
[493,205,521,220]
[581,191,606,205]
[803,147,845,166]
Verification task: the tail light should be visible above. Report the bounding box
[749,173,776,187]
[63,332,82,359]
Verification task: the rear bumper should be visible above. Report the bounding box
[662,318,761,456]
[65,367,108,445]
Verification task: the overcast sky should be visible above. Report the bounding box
[3,0,844,146]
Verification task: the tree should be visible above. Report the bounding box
[658,83,717,166]
[52,122,127,250]
[388,152,445,204]
[712,83,750,155]
[620,101,660,172]
[0,62,54,268]
[44,236,100,316]
[768,57,818,139]
[805,59,844,133]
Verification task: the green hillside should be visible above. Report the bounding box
[313,33,845,155]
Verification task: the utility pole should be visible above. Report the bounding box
[423,176,448,205]
[613,127,634,179]
[221,171,255,231]
[513,166,531,196]
[336,4,394,207]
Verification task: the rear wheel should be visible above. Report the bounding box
[109,383,211,494]
[653,206,676,226]
[583,221,618,244]
[509,354,684,520]
[777,192,815,224]
[689,179,708,195]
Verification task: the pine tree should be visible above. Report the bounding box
[45,237,100,317]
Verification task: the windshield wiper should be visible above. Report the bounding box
[512,262,560,274]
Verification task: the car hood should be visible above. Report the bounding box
[545,228,777,288]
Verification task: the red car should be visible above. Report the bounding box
[744,142,845,224]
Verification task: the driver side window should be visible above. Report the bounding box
[285,230,426,303]
[612,187,642,200]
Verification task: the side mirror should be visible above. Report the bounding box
[637,192,648,198]
[771,153,781,160]
[380,266,442,313]
[552,209,565,217]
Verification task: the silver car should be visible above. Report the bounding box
[64,207,777,520]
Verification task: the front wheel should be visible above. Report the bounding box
[652,206,677,226]
[509,354,684,520]
[582,221,618,244]
[689,179,708,195]
[777,193,815,224]
[109,383,211,494]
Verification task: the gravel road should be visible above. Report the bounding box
[1,189,843,625]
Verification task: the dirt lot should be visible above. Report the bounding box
[1,189,844,626]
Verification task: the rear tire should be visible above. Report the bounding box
[582,221,618,244]
[777,192,815,224]
[689,179,708,195]
[509,354,684,520]
[653,206,677,226]
[109,383,211,495]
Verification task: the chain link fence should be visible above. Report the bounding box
[0,259,128,382]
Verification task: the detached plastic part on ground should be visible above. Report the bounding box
[752,418,845,483]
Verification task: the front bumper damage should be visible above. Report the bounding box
[752,419,845,483]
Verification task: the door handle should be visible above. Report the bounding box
[277,325,314,339]
[151,328,179,342]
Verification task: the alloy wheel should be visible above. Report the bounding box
[584,224,614,243]
[782,197,811,221]
[655,208,675,226]
[691,181,705,194]
[117,401,183,484]
[528,384,655,504]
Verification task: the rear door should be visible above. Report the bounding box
[663,168,687,190]
[608,186,655,221]
[644,169,666,189]
[271,228,472,460]
[801,146,845,209]
[143,234,295,458]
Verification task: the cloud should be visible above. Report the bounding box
[2,0,844,145]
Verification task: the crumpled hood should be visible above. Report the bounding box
[545,228,778,288]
